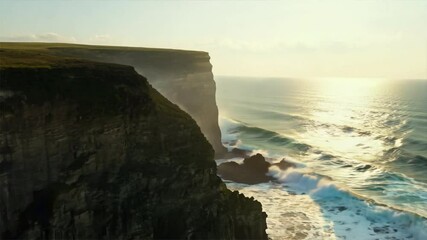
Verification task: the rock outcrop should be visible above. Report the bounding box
[221,148,251,159]
[0,42,226,156]
[0,49,267,239]
[218,153,294,184]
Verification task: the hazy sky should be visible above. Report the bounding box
[1,0,426,79]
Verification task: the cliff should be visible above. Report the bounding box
[0,49,267,239]
[0,42,227,157]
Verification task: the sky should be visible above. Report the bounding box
[0,0,426,79]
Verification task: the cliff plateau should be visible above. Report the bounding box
[0,48,267,239]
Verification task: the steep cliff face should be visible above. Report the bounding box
[0,50,267,239]
[0,43,226,156]
[58,47,227,156]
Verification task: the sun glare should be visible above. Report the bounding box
[300,78,386,160]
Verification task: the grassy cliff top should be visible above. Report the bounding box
[0,42,210,69]
[0,42,207,53]
[0,47,100,69]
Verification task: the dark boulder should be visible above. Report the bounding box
[273,159,294,170]
[218,154,294,184]
[219,147,250,159]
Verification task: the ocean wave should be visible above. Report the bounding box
[236,124,313,152]
[309,122,375,138]
[368,170,410,183]
[268,166,427,239]
[236,124,280,139]
[404,138,427,152]
[394,154,427,168]
[318,153,336,160]
[354,163,374,171]
[384,147,427,168]
[254,109,308,122]
[220,116,313,153]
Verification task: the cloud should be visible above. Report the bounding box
[93,34,110,41]
[0,33,118,45]
[0,32,123,46]
[0,32,76,43]
[88,34,112,44]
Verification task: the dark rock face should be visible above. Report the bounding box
[218,154,271,184]
[47,45,227,156]
[218,153,294,184]
[0,59,267,239]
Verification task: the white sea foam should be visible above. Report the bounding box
[226,182,335,240]
[264,166,427,239]
[219,116,240,143]
[249,148,270,157]
[214,157,244,166]
[222,156,427,239]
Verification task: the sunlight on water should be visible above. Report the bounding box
[301,78,387,161]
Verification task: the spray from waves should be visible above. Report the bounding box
[268,165,427,240]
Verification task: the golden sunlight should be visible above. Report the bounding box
[301,78,386,161]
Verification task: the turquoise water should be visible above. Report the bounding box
[216,76,427,239]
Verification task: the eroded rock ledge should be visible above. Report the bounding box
[0,50,267,239]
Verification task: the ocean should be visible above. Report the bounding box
[215,76,427,239]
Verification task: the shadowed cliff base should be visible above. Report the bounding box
[0,48,267,239]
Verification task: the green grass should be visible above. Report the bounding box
[0,42,206,53]
[0,48,82,68]
[0,42,207,69]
